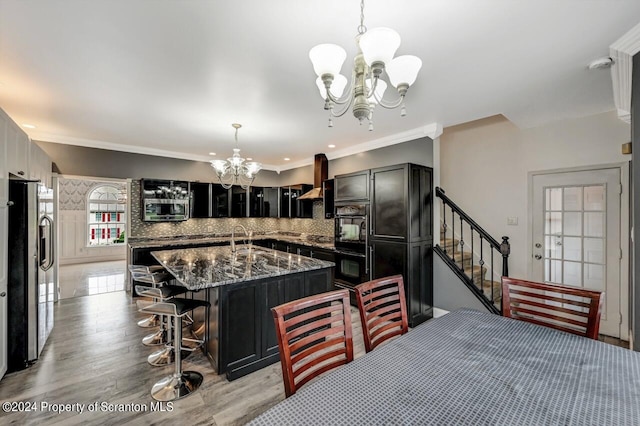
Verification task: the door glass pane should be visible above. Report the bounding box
[563,237,582,261]
[584,264,605,289]
[563,212,582,236]
[584,238,604,264]
[545,212,562,235]
[546,188,562,211]
[545,235,561,259]
[584,186,604,211]
[584,212,604,237]
[563,187,582,211]
[563,261,581,286]
[545,259,562,283]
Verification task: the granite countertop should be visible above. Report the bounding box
[151,244,335,291]
[128,232,335,250]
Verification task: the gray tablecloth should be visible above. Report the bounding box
[249,308,640,425]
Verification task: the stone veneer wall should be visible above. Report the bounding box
[129,180,334,238]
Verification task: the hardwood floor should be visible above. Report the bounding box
[0,291,366,425]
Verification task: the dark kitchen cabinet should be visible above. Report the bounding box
[280,184,313,218]
[323,179,335,219]
[371,164,432,243]
[369,163,433,327]
[249,186,264,217]
[212,184,230,218]
[292,184,313,218]
[334,170,370,202]
[218,267,333,380]
[370,239,433,327]
[250,187,279,218]
[231,187,248,217]
[190,182,212,218]
[263,187,279,217]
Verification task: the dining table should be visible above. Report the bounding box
[248,308,640,425]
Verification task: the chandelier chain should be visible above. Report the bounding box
[357,0,367,35]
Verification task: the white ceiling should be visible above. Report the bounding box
[1,1,639,170]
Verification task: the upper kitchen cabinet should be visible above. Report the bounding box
[231,186,248,217]
[250,186,279,218]
[212,184,230,218]
[4,111,30,179]
[334,170,370,202]
[190,182,212,218]
[262,187,279,218]
[29,143,52,188]
[281,184,313,218]
[291,184,313,218]
[370,164,432,243]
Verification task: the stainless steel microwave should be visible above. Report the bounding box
[142,198,189,222]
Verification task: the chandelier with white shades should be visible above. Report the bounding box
[210,123,262,189]
[309,0,422,131]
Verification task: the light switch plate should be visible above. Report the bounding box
[507,217,518,226]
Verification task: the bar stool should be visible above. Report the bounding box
[130,267,175,346]
[129,264,169,329]
[139,297,210,401]
[136,285,202,367]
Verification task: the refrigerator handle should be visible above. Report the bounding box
[42,216,54,271]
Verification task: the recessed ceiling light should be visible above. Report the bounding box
[246,157,253,161]
[22,124,36,129]
[328,144,336,148]
[284,157,290,161]
[208,152,216,156]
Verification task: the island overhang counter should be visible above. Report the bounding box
[151,245,335,380]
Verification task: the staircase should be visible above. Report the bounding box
[435,187,510,315]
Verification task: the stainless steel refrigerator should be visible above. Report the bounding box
[7,179,55,372]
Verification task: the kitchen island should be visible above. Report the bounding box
[151,244,335,380]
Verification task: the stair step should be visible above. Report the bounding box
[451,251,473,269]
[463,265,487,284]
[440,238,459,250]
[476,280,502,303]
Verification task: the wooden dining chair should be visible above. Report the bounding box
[271,289,353,397]
[501,277,604,340]
[355,274,408,353]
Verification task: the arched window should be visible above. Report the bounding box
[87,185,126,246]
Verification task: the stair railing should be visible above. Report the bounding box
[435,187,510,314]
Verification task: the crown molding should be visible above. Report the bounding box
[32,122,441,174]
[610,22,640,124]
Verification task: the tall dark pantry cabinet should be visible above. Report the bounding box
[369,163,433,327]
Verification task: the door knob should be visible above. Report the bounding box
[534,254,542,260]
[0,292,6,297]
[535,243,541,248]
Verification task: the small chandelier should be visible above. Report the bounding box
[309,0,422,131]
[210,123,262,190]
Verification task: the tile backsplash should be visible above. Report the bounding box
[130,180,334,238]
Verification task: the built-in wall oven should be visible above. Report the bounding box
[334,204,370,305]
[333,250,369,305]
[334,204,368,253]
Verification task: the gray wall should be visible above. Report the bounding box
[36,136,434,185]
[35,141,282,186]
[329,136,433,177]
[433,253,489,313]
[633,52,639,351]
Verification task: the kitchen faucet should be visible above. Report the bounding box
[231,224,250,253]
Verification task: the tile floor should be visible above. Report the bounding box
[58,260,127,299]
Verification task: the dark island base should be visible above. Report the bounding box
[191,267,334,380]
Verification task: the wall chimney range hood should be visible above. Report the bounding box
[298,154,328,200]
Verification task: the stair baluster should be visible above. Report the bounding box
[434,187,510,315]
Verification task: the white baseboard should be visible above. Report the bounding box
[433,307,450,318]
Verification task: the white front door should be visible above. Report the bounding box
[531,167,623,338]
[0,113,8,379]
